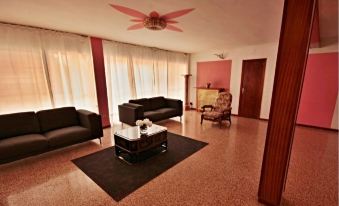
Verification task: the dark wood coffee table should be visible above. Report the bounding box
[114,124,167,163]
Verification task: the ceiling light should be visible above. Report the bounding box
[143,17,167,31]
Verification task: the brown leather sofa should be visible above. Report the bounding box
[118,96,183,126]
[0,107,103,164]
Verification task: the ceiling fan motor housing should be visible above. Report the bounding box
[143,17,167,30]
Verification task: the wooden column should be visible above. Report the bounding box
[183,74,192,110]
[90,37,111,128]
[258,0,316,205]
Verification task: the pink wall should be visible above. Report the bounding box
[297,52,338,128]
[196,60,232,89]
[90,37,111,128]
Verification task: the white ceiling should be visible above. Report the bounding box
[0,0,336,53]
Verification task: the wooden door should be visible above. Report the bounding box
[238,59,266,118]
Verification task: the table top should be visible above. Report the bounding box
[114,124,167,141]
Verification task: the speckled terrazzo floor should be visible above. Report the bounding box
[0,111,337,206]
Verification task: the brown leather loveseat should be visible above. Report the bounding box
[118,96,183,126]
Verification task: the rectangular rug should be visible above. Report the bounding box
[72,132,208,201]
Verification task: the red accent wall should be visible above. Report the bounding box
[297,52,338,128]
[196,60,232,89]
[90,37,111,128]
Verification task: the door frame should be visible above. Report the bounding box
[238,58,267,119]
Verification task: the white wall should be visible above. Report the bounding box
[190,42,279,119]
[309,37,338,54]
[189,41,338,120]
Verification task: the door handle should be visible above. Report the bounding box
[242,87,245,94]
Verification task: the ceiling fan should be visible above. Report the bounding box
[109,4,194,32]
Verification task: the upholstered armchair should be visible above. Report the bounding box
[200,92,232,127]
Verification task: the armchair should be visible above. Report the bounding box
[200,92,232,127]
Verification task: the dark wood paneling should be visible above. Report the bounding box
[239,59,266,119]
[90,37,111,128]
[258,0,316,205]
[183,74,192,110]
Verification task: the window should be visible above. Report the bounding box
[103,40,188,120]
[0,23,98,114]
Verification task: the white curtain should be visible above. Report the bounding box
[0,24,52,114]
[152,50,168,97]
[0,23,98,114]
[103,40,188,119]
[104,42,136,118]
[168,52,189,100]
[42,31,98,112]
[131,46,169,98]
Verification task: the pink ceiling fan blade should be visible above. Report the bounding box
[166,25,183,32]
[166,20,178,24]
[130,19,143,22]
[127,23,145,30]
[161,8,195,19]
[110,4,147,19]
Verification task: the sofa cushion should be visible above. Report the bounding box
[129,98,152,111]
[144,111,165,122]
[44,126,91,148]
[154,108,178,118]
[37,107,79,132]
[0,134,48,161]
[150,97,167,110]
[0,112,40,140]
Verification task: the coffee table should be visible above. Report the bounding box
[114,124,167,163]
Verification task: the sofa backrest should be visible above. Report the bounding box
[150,97,167,110]
[37,107,79,132]
[0,112,41,140]
[129,98,152,111]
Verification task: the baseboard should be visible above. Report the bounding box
[259,118,269,121]
[296,123,338,132]
[230,114,338,132]
[256,118,337,132]
[231,114,268,121]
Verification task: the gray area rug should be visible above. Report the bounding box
[72,132,208,201]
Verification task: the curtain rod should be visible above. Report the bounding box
[103,38,188,55]
[0,21,188,55]
[0,21,88,37]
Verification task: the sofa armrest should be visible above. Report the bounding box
[77,110,103,138]
[165,98,183,116]
[118,103,144,126]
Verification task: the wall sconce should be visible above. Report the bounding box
[213,53,225,59]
